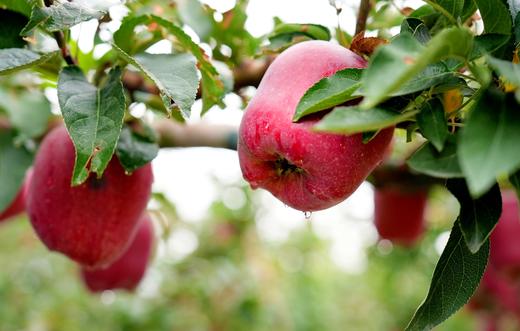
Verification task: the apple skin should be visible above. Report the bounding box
[489,190,520,276]
[0,169,32,222]
[374,186,428,246]
[27,126,153,269]
[81,213,154,292]
[238,40,394,212]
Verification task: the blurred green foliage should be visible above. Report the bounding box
[0,183,477,331]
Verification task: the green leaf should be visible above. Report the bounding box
[112,44,198,119]
[21,0,116,36]
[113,15,151,54]
[150,15,225,113]
[447,179,501,253]
[474,0,512,35]
[510,169,520,201]
[58,66,125,186]
[392,63,456,96]
[0,9,28,49]
[416,98,448,151]
[314,106,417,134]
[0,0,33,16]
[116,126,159,173]
[0,130,33,212]
[269,23,331,41]
[459,89,520,197]
[470,34,511,59]
[0,49,59,75]
[292,68,363,122]
[0,89,51,140]
[400,18,431,44]
[361,27,473,109]
[407,134,463,178]
[405,219,489,331]
[487,56,520,88]
[425,0,476,23]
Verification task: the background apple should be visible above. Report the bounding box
[81,213,154,292]
[489,190,520,278]
[374,185,428,246]
[238,40,394,212]
[27,126,154,268]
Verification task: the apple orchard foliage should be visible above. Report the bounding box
[1,0,520,330]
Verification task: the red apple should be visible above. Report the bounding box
[490,190,520,276]
[81,213,154,292]
[374,186,428,246]
[238,40,394,212]
[0,169,32,222]
[27,126,154,268]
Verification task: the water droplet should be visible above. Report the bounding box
[304,211,312,219]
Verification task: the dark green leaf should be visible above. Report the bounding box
[269,23,331,42]
[21,0,116,36]
[474,0,512,35]
[293,68,363,122]
[0,9,28,49]
[113,15,151,54]
[459,89,520,197]
[361,27,473,109]
[0,49,59,75]
[116,126,159,173]
[0,130,33,212]
[470,34,511,59]
[405,219,489,331]
[392,63,456,96]
[400,18,431,44]
[315,106,416,134]
[447,179,501,253]
[487,56,520,88]
[407,135,463,178]
[113,44,199,119]
[416,98,448,151]
[58,66,125,186]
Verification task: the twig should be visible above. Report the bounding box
[43,0,75,65]
[355,0,371,35]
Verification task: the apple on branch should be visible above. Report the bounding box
[238,40,394,212]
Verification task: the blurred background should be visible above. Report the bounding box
[0,0,504,330]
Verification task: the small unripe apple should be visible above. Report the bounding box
[0,169,32,222]
[238,40,394,212]
[27,127,153,268]
[489,190,520,276]
[374,186,428,246]
[81,213,154,292]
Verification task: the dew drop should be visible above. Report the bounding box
[304,211,312,220]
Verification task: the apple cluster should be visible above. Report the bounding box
[0,126,155,293]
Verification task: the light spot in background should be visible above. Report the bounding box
[435,231,451,255]
[278,247,304,273]
[222,187,247,210]
[93,43,112,59]
[200,0,237,13]
[44,88,60,115]
[129,102,147,118]
[100,290,116,305]
[70,19,98,54]
[166,228,199,261]
[138,268,163,298]
[145,40,172,54]
[377,239,394,255]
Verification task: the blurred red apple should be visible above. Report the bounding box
[374,186,428,246]
[238,40,394,212]
[81,213,154,292]
[27,126,154,268]
[0,169,32,222]
[490,190,520,276]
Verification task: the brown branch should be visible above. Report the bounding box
[53,31,76,66]
[355,0,372,35]
[153,120,237,150]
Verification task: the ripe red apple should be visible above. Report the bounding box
[374,186,428,246]
[81,213,154,292]
[27,126,153,268]
[489,190,520,276]
[238,40,394,212]
[0,169,32,222]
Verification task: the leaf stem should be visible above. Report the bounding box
[53,31,76,66]
[355,0,371,35]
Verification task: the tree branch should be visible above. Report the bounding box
[355,0,372,35]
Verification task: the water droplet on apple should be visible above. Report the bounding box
[304,211,312,219]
